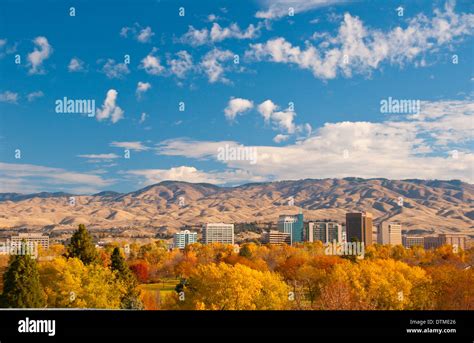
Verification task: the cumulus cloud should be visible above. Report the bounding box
[136,81,151,98]
[273,134,290,143]
[247,2,474,79]
[101,59,130,79]
[181,22,262,46]
[120,23,155,43]
[224,97,254,121]
[167,51,194,78]
[257,100,278,122]
[200,48,235,83]
[0,91,19,103]
[27,36,52,74]
[68,57,86,72]
[140,48,165,75]
[96,89,124,123]
[257,99,311,136]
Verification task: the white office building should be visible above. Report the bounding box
[173,230,198,249]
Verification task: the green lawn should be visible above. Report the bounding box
[140,278,179,298]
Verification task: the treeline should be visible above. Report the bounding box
[0,224,472,310]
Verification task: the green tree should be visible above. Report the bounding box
[1,253,45,308]
[110,247,143,310]
[66,224,99,265]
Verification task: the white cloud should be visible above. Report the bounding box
[96,89,124,123]
[27,36,52,74]
[224,97,254,120]
[200,48,234,83]
[0,162,113,193]
[110,141,149,151]
[256,0,345,19]
[273,134,290,143]
[247,3,474,79]
[137,26,155,43]
[155,98,474,184]
[101,59,130,79]
[207,14,219,22]
[139,112,147,124]
[68,57,86,72]
[140,48,165,75]
[257,99,278,122]
[0,38,16,59]
[257,99,310,135]
[181,22,262,46]
[120,23,155,43]
[0,91,19,103]
[157,139,236,159]
[77,153,120,161]
[168,51,193,78]
[27,91,44,102]
[125,166,266,186]
[136,81,151,98]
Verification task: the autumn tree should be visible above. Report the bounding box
[39,257,124,308]
[66,224,99,265]
[1,253,45,308]
[323,259,433,310]
[164,263,290,310]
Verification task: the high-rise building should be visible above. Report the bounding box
[307,222,343,243]
[277,212,304,244]
[173,230,197,249]
[378,222,402,245]
[402,235,425,248]
[262,230,291,245]
[345,212,373,245]
[202,223,234,245]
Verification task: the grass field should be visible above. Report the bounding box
[139,278,179,309]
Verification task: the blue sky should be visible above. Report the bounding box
[0,0,473,194]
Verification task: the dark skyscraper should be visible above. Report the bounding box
[345,212,373,245]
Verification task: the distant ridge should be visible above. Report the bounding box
[0,178,472,235]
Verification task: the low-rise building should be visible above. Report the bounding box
[10,233,49,251]
[424,233,468,250]
[262,230,291,245]
[202,223,234,245]
[402,235,424,248]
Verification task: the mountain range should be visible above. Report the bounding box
[0,178,472,237]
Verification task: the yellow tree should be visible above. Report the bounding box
[325,259,432,310]
[39,257,125,309]
[164,263,290,310]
